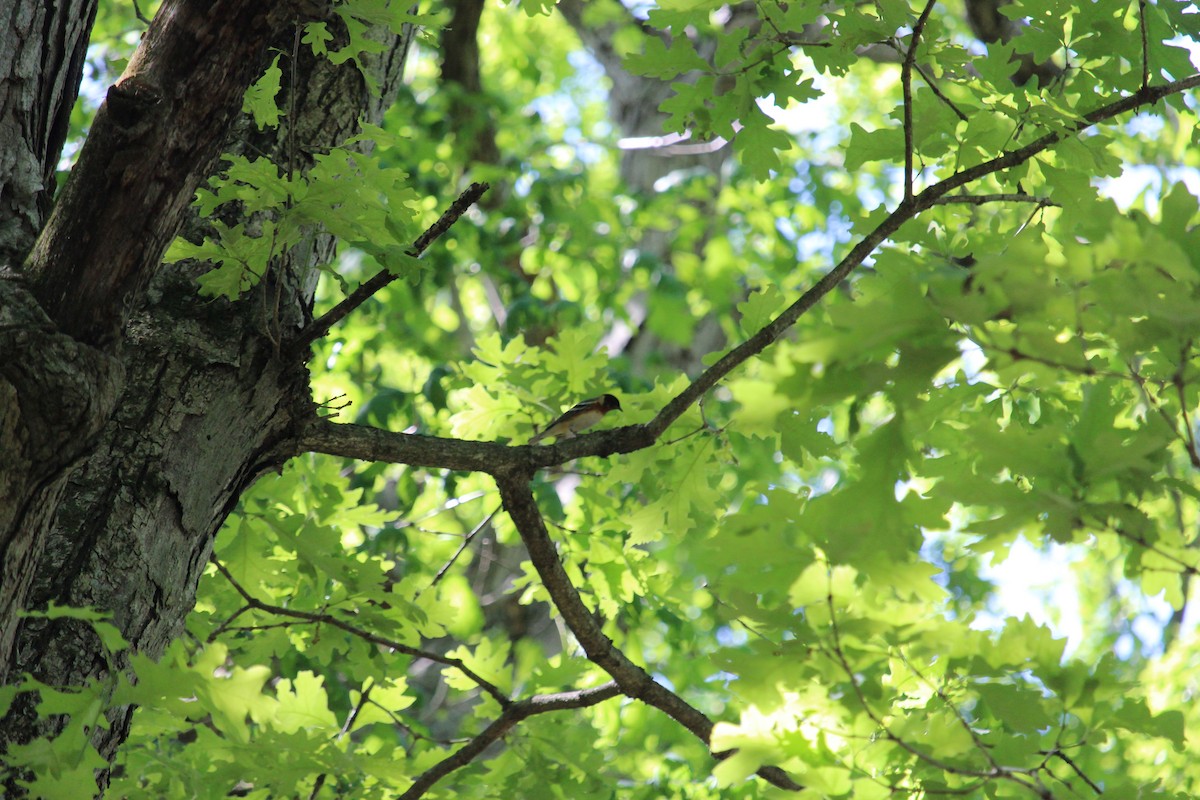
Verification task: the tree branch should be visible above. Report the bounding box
[289,74,1200,482]
[291,413,655,473]
[1046,748,1103,795]
[397,682,621,800]
[421,506,500,595]
[1138,0,1150,91]
[292,416,512,471]
[494,472,804,792]
[210,557,511,706]
[307,679,374,800]
[901,0,938,202]
[271,56,1200,800]
[823,583,1044,795]
[639,72,1200,443]
[914,61,969,122]
[933,193,1054,206]
[289,181,489,353]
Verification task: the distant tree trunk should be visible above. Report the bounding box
[559,0,739,374]
[0,0,409,786]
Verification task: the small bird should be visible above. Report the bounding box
[528,394,622,444]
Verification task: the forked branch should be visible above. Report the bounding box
[494,472,805,792]
[901,0,938,202]
[397,682,621,800]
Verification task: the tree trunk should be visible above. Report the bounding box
[0,0,409,784]
[0,0,96,268]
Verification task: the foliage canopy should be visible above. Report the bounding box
[6,0,1200,797]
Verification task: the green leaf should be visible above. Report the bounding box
[844,121,904,170]
[243,54,282,129]
[734,112,792,179]
[738,284,785,335]
[274,671,338,733]
[625,36,709,79]
[302,22,333,56]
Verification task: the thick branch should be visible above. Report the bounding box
[26,0,311,346]
[494,473,804,792]
[294,416,513,472]
[290,181,489,352]
[397,682,621,800]
[292,414,656,473]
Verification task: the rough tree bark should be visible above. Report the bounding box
[0,0,410,786]
[0,0,96,268]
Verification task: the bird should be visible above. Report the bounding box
[528,394,622,444]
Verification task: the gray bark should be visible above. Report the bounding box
[0,0,411,789]
[0,0,96,268]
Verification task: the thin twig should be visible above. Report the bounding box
[1048,749,1103,795]
[394,490,490,529]
[291,182,489,352]
[661,425,709,446]
[207,603,253,640]
[132,0,151,25]
[822,573,1045,795]
[1174,342,1200,466]
[898,652,1001,771]
[210,556,511,705]
[307,680,374,800]
[1129,359,1200,468]
[901,0,938,202]
[420,505,500,595]
[1013,197,1050,236]
[1102,492,1200,577]
[914,61,968,122]
[902,44,916,202]
[1139,0,1150,91]
[977,338,1119,379]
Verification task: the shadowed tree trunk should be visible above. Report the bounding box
[0,0,410,787]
